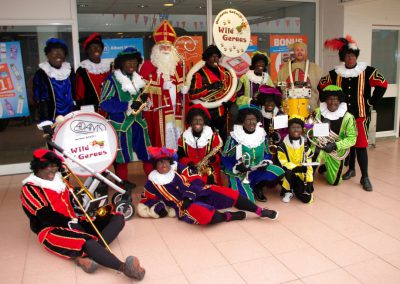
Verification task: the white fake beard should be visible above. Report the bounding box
[151,45,180,80]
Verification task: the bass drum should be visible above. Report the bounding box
[283,98,310,118]
[52,111,118,177]
[185,60,237,109]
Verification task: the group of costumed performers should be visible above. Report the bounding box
[137,146,279,224]
[21,149,145,280]
[178,104,223,186]
[33,38,75,122]
[100,47,153,182]
[311,85,357,186]
[319,36,387,191]
[276,41,322,114]
[236,51,274,107]
[222,105,285,203]
[139,20,184,149]
[277,116,314,204]
[187,45,236,141]
[75,33,110,113]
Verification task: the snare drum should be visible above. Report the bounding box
[52,111,118,177]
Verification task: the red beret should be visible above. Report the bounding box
[147,146,176,160]
[187,103,211,120]
[33,149,64,162]
[83,32,103,50]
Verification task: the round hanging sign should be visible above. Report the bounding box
[213,9,251,58]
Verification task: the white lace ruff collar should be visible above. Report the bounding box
[80,59,110,74]
[335,62,367,78]
[148,162,178,185]
[261,106,279,119]
[283,135,305,150]
[231,123,266,148]
[245,70,271,85]
[114,70,145,95]
[320,102,347,120]
[22,173,66,194]
[39,62,71,80]
[182,125,213,148]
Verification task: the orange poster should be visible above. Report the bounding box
[269,35,307,82]
[174,36,203,76]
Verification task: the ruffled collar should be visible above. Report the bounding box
[182,125,213,148]
[114,70,145,95]
[39,62,71,80]
[80,59,110,74]
[245,70,271,85]
[231,123,266,148]
[320,102,347,120]
[261,106,279,119]
[335,62,367,78]
[283,135,305,150]
[22,173,66,194]
[148,162,177,185]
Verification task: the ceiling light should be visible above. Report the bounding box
[163,3,174,7]
[137,4,148,8]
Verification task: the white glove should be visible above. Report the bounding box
[163,80,174,90]
[68,218,79,230]
[181,85,190,95]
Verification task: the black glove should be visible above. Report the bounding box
[294,81,307,88]
[323,142,337,153]
[222,100,234,110]
[292,166,308,173]
[306,182,314,193]
[42,125,54,137]
[235,163,249,174]
[207,174,215,185]
[188,162,198,175]
[131,101,142,111]
[209,155,217,163]
[181,198,192,210]
[207,81,224,90]
[139,93,148,102]
[158,207,168,218]
[270,131,280,142]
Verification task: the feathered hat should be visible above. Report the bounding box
[238,104,262,123]
[186,103,212,125]
[44,38,68,56]
[147,146,177,161]
[324,35,360,62]
[250,51,271,70]
[153,20,177,45]
[256,85,282,107]
[320,85,345,103]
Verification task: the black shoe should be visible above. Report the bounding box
[318,164,326,175]
[342,169,356,180]
[225,211,246,221]
[122,180,136,190]
[260,208,279,220]
[360,177,373,191]
[254,186,267,202]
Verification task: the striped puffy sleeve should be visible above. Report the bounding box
[21,183,48,216]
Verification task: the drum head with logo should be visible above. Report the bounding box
[53,111,118,177]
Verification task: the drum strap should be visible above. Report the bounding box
[288,59,309,89]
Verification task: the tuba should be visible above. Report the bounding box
[306,116,350,161]
[185,60,237,109]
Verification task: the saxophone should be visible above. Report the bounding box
[196,142,223,176]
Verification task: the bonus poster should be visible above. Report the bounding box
[269,35,307,82]
[0,41,29,119]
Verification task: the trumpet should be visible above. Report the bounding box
[306,116,350,161]
[61,163,113,252]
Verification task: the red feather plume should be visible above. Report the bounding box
[324,37,346,51]
[345,35,356,44]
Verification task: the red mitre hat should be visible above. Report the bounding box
[147,146,176,160]
[33,149,64,162]
[83,32,103,49]
[187,104,212,120]
[153,20,177,45]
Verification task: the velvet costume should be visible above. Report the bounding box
[33,62,75,121]
[313,104,357,185]
[222,124,285,202]
[178,126,223,185]
[236,70,274,107]
[277,136,314,203]
[100,70,151,164]
[139,162,241,225]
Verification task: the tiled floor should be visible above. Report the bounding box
[1,139,400,283]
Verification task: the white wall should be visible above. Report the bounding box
[0,0,72,21]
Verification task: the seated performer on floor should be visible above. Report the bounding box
[277,116,314,203]
[21,149,145,280]
[222,105,285,203]
[137,146,279,224]
[311,85,357,185]
[178,104,223,186]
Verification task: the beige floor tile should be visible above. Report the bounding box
[313,239,376,266]
[185,265,244,284]
[302,268,361,284]
[201,221,251,243]
[350,230,400,257]
[138,251,183,282]
[214,237,271,264]
[276,247,338,278]
[233,256,297,284]
[345,258,400,284]
[381,252,400,270]
[152,274,189,284]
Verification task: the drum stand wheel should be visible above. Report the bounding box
[115,201,135,220]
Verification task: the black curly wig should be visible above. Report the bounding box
[237,107,262,124]
[30,152,63,174]
[44,42,68,57]
[202,45,222,61]
[114,51,143,71]
[250,53,269,72]
[186,107,210,125]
